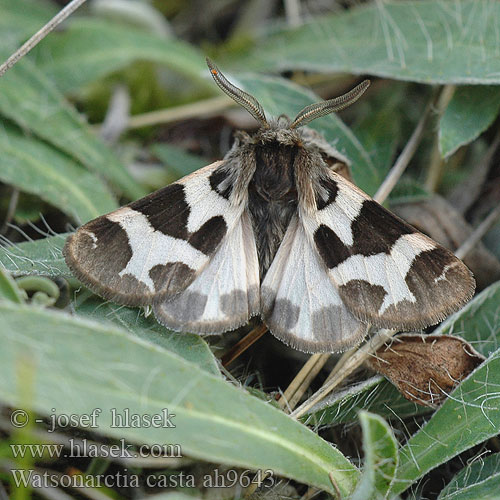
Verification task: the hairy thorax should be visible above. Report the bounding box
[248,142,299,279]
[235,122,350,280]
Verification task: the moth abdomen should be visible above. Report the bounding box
[248,195,297,280]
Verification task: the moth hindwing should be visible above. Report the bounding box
[64,59,475,353]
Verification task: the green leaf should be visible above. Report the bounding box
[0,234,69,278]
[353,82,407,179]
[0,268,25,303]
[34,18,211,93]
[434,280,500,358]
[16,276,60,307]
[391,347,498,496]
[303,377,428,426]
[388,179,431,204]
[351,412,398,500]
[0,302,359,496]
[151,144,209,181]
[438,453,500,500]
[439,86,500,158]
[237,74,380,195]
[0,48,145,200]
[0,128,117,224]
[0,0,56,44]
[74,297,220,376]
[238,0,500,85]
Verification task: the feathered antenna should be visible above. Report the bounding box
[290,79,370,129]
[206,58,269,128]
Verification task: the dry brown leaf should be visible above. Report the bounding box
[368,333,485,407]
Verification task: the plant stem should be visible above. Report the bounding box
[455,205,500,260]
[374,88,439,204]
[220,324,267,367]
[0,0,88,78]
[291,330,397,419]
[126,96,233,129]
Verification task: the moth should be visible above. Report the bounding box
[64,59,475,353]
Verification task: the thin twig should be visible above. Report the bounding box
[279,353,330,411]
[425,138,444,193]
[243,476,262,497]
[278,353,322,408]
[324,347,357,383]
[448,128,500,214]
[300,486,319,500]
[1,187,19,235]
[124,95,233,129]
[0,0,88,78]
[374,88,439,204]
[424,85,455,192]
[455,204,500,260]
[291,330,397,420]
[220,324,268,367]
[284,0,302,27]
[329,472,342,500]
[287,354,330,410]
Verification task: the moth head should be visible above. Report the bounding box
[206,58,370,131]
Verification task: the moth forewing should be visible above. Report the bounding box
[153,211,260,334]
[303,169,475,330]
[63,160,251,307]
[64,59,475,353]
